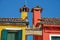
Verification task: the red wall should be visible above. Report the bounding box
[43,25,60,40]
[33,35,42,40]
[33,10,41,26]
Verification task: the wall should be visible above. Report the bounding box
[21,12,28,19]
[33,35,42,40]
[33,10,41,26]
[0,25,26,40]
[43,27,60,40]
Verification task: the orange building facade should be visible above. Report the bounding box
[43,24,60,40]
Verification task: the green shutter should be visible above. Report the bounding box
[18,30,22,40]
[1,29,7,40]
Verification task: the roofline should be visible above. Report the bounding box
[0,21,28,23]
[43,24,60,27]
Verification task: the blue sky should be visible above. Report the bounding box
[0,0,60,26]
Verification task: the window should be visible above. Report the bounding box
[51,36,60,40]
[7,32,17,40]
[50,34,60,40]
[1,29,22,40]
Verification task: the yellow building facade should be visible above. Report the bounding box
[0,18,28,40]
[0,26,26,40]
[0,5,29,40]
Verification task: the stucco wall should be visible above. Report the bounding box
[33,10,41,26]
[43,27,60,40]
[0,25,26,40]
[21,12,28,19]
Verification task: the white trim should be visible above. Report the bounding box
[5,28,22,30]
[50,34,60,40]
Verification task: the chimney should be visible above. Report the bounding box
[31,6,42,27]
[20,5,29,19]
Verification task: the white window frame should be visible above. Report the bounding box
[50,34,60,40]
[5,28,22,30]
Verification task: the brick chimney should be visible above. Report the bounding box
[31,6,42,27]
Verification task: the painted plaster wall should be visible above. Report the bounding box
[33,10,41,26]
[0,25,26,40]
[33,35,42,40]
[21,12,28,19]
[43,27,60,40]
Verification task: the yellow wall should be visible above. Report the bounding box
[21,12,28,19]
[0,25,26,40]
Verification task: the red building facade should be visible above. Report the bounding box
[42,19,60,40]
[31,5,60,40]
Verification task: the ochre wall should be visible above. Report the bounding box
[43,27,60,40]
[21,12,28,19]
[0,25,26,40]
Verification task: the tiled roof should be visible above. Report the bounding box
[0,18,24,21]
[0,18,28,25]
[0,18,60,25]
[42,18,60,25]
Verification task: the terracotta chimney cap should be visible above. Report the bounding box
[31,6,43,12]
[20,5,29,12]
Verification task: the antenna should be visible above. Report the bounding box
[24,0,27,6]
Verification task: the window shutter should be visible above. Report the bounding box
[1,29,8,40]
[18,30,22,40]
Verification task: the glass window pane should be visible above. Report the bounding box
[51,36,60,40]
[7,33,15,40]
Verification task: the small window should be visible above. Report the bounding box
[50,34,60,40]
[51,36,60,40]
